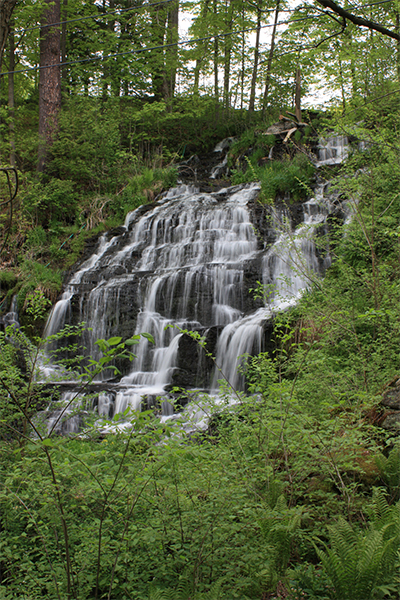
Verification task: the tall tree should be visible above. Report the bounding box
[150,1,168,100]
[262,0,280,116]
[192,0,211,95]
[0,0,18,72]
[38,0,61,172]
[7,24,15,166]
[248,0,263,113]
[163,0,179,100]
[222,0,234,109]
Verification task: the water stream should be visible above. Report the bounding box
[40,136,346,432]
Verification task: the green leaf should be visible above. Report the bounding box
[125,338,140,346]
[106,336,123,346]
[141,332,155,344]
[41,439,54,447]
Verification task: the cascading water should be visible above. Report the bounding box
[42,136,346,431]
[0,295,20,331]
[317,134,348,166]
[44,183,262,389]
[212,191,331,389]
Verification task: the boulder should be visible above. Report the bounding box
[379,380,400,434]
[381,413,400,432]
[382,381,400,410]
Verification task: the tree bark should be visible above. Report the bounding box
[338,53,346,113]
[193,0,210,95]
[396,12,400,81]
[316,0,400,41]
[213,0,219,102]
[38,0,61,173]
[162,0,179,102]
[262,0,280,118]
[151,1,168,100]
[248,1,262,113]
[223,0,234,110]
[240,7,245,109]
[0,0,17,72]
[295,67,301,122]
[8,25,15,166]
[102,0,115,100]
[61,0,68,94]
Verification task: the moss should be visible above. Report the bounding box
[0,271,18,289]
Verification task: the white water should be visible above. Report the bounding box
[317,135,348,166]
[212,190,330,389]
[42,138,344,431]
[2,295,20,330]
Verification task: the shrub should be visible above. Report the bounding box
[232,152,315,203]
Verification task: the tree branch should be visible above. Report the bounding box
[315,0,400,41]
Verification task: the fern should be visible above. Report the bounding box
[315,492,400,600]
[375,447,400,501]
[148,577,227,600]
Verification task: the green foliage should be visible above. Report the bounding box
[245,352,278,394]
[287,564,332,599]
[375,446,400,502]
[0,270,17,289]
[232,153,315,203]
[22,178,77,226]
[0,310,398,600]
[315,491,400,600]
[115,166,178,220]
[19,262,62,304]
[24,289,52,322]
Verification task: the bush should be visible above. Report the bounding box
[22,178,77,227]
[231,152,315,203]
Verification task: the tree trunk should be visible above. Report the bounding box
[396,12,400,81]
[102,0,115,100]
[151,2,167,100]
[61,0,68,95]
[223,0,234,110]
[295,67,301,122]
[0,0,17,72]
[163,0,179,102]
[248,2,262,113]
[262,0,280,118]
[8,25,15,166]
[213,37,219,101]
[213,0,219,102]
[240,8,245,109]
[38,0,61,173]
[193,0,210,95]
[338,53,347,113]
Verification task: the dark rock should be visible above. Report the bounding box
[382,382,400,410]
[172,332,215,388]
[381,413,400,432]
[107,226,126,238]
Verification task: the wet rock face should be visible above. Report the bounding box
[54,184,276,379]
[381,382,400,434]
[171,333,213,389]
[46,172,332,398]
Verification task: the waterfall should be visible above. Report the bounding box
[317,135,348,166]
[42,136,345,428]
[1,295,20,331]
[44,184,262,389]
[212,189,330,390]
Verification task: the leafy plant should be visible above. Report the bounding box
[231,152,315,203]
[375,446,400,502]
[315,490,400,600]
